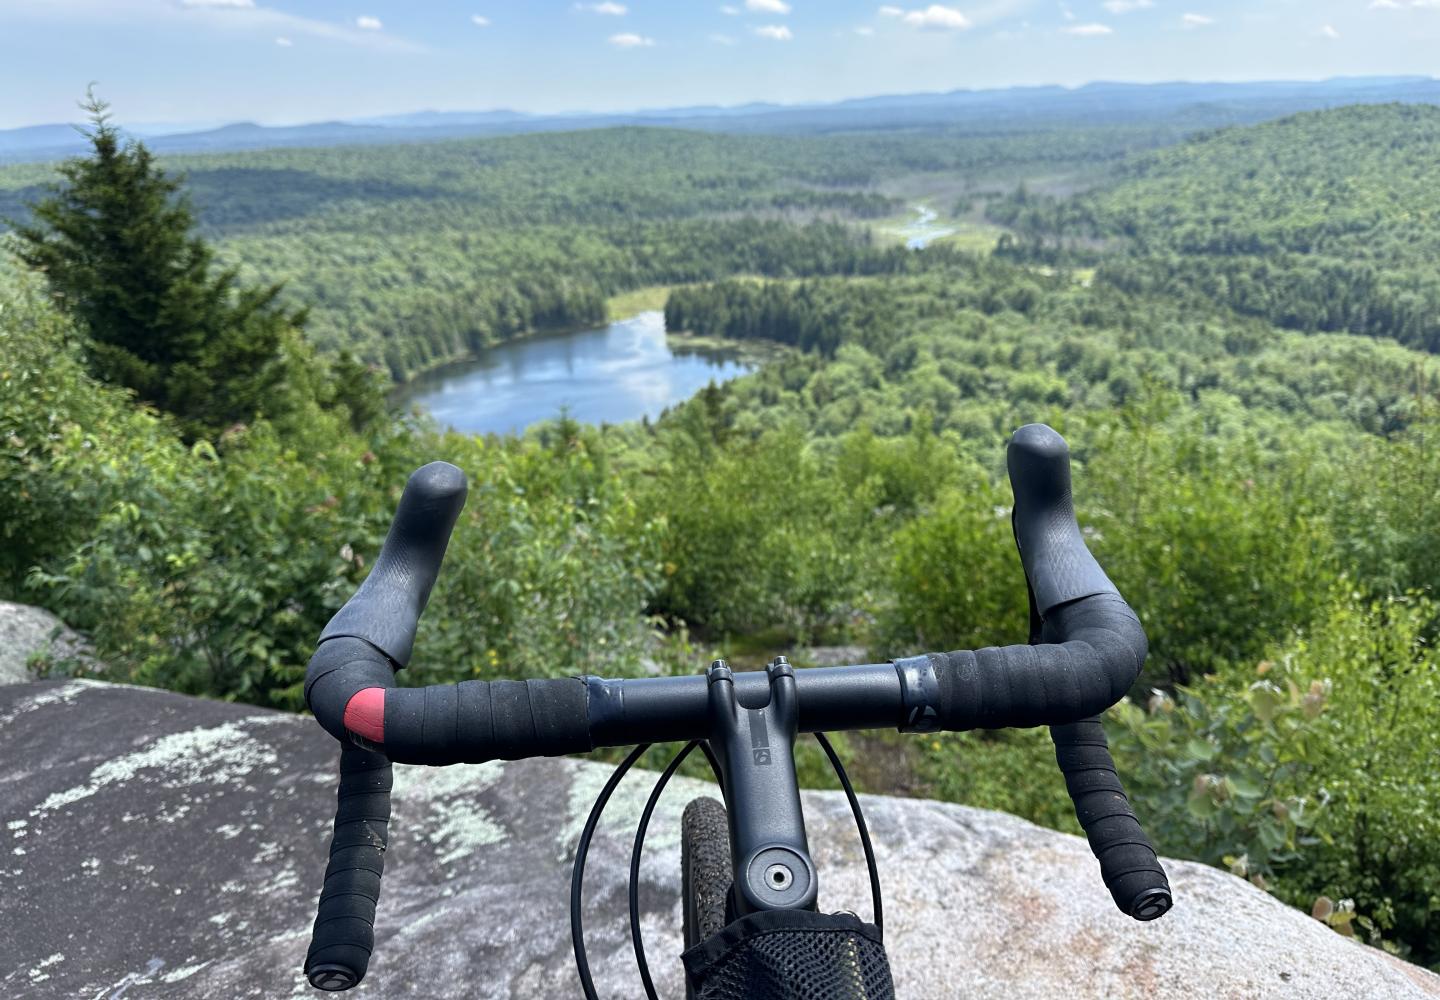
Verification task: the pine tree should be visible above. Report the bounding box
[13,90,305,438]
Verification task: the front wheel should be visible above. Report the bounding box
[681,796,732,956]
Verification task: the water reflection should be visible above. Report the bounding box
[398,311,753,436]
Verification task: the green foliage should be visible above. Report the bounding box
[879,483,1029,655]
[2,267,661,705]
[1327,398,1440,599]
[662,265,1437,442]
[914,729,1082,836]
[642,420,877,639]
[0,259,176,591]
[10,95,305,439]
[992,104,1440,354]
[1085,404,1341,683]
[1111,593,1440,963]
[408,421,664,683]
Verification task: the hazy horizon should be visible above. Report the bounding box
[6,1,1440,130]
[8,73,1436,135]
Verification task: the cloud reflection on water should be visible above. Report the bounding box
[401,311,752,435]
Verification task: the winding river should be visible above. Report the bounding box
[397,311,752,436]
[901,204,956,250]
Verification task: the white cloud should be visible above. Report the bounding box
[1369,0,1402,6]
[274,35,291,45]
[470,14,489,26]
[608,31,654,46]
[1181,12,1213,27]
[1102,0,1151,12]
[746,0,792,12]
[13,0,422,51]
[1319,23,1340,38]
[720,4,741,13]
[355,15,381,30]
[578,2,627,13]
[901,4,971,29]
[754,23,793,39]
[172,0,422,50]
[855,24,876,34]
[710,32,737,43]
[1062,22,1113,35]
[878,4,904,14]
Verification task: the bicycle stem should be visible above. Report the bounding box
[705,657,818,916]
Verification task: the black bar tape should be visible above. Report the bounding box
[305,746,393,991]
[304,638,592,765]
[914,593,1146,732]
[381,677,593,765]
[1051,718,1172,921]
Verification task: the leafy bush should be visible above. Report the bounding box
[1111,592,1440,964]
[0,261,165,591]
[1085,404,1342,683]
[3,267,663,704]
[876,482,1029,655]
[913,729,1081,836]
[642,421,879,639]
[409,421,664,683]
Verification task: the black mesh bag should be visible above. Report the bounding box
[681,910,895,1000]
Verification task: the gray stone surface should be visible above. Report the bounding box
[0,602,91,685]
[1,678,1437,999]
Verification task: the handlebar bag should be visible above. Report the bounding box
[681,909,894,1000]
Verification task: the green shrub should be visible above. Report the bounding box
[0,262,164,592]
[643,422,878,639]
[1111,592,1440,964]
[914,729,1080,835]
[4,272,663,704]
[876,482,1029,655]
[1086,406,1342,683]
[409,421,664,683]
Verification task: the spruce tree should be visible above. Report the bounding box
[13,91,304,438]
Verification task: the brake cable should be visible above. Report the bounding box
[814,732,883,935]
[571,742,652,1000]
[628,740,719,1000]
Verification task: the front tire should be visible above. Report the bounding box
[681,795,731,957]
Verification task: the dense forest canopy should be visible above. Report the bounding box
[4,102,1440,965]
[1,124,1171,381]
[991,103,1440,352]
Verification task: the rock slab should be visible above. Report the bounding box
[0,602,91,685]
[1,679,1437,999]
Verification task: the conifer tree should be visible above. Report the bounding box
[13,90,304,438]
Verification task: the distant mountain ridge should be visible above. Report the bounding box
[4,75,1439,163]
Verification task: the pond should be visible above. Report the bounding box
[396,310,753,436]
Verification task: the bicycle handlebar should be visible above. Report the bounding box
[300,424,1172,991]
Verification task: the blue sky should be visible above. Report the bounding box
[2,1,1438,129]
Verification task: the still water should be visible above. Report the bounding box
[398,311,753,436]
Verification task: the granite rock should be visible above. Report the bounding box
[1,679,1436,999]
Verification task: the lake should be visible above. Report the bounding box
[397,310,754,436]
